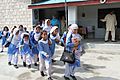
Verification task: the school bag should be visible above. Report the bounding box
[60,48,75,64]
[21,39,32,49]
[4,34,13,47]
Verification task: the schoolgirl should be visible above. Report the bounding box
[64,24,82,80]
[7,28,20,68]
[0,26,10,52]
[43,19,52,34]
[31,25,42,66]
[49,26,60,62]
[19,32,34,68]
[38,30,53,80]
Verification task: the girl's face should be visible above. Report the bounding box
[53,29,58,35]
[72,38,80,44]
[72,29,78,34]
[24,36,29,41]
[72,38,77,43]
[4,28,8,31]
[41,32,48,40]
[36,27,41,33]
[47,20,51,26]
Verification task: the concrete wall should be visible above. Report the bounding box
[0,0,32,31]
[78,3,120,38]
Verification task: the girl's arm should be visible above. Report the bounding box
[38,42,48,57]
[60,32,66,45]
[66,33,74,48]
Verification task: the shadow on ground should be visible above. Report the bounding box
[86,76,119,80]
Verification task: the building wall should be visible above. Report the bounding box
[0,0,32,31]
[78,3,120,38]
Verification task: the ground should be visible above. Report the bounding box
[0,45,120,80]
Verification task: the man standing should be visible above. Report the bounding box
[101,11,117,42]
[51,16,61,32]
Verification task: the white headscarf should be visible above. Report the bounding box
[21,32,29,39]
[70,24,78,30]
[50,26,58,34]
[13,28,19,35]
[43,19,51,33]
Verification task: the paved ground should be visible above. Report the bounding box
[0,45,120,80]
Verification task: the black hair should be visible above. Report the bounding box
[23,34,29,38]
[68,24,72,27]
[11,27,17,33]
[15,30,19,35]
[24,27,27,31]
[14,26,17,28]
[33,25,36,29]
[19,25,23,28]
[36,25,43,30]
[3,26,9,31]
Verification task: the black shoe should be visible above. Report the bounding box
[14,65,18,69]
[37,58,39,62]
[40,71,45,77]
[28,64,31,69]
[111,40,117,42]
[48,77,53,80]
[64,76,70,80]
[70,75,77,80]
[0,51,3,53]
[8,62,11,65]
[34,63,38,66]
[21,56,23,59]
[52,59,56,63]
[23,62,26,67]
[105,40,109,42]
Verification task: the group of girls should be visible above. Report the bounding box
[0,20,83,80]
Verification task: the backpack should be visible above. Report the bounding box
[4,34,13,47]
[21,39,32,49]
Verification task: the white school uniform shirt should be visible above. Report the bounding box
[11,35,19,47]
[50,33,60,40]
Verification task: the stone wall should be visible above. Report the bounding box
[0,0,32,31]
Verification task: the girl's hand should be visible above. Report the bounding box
[74,41,80,47]
[46,54,49,58]
[55,38,60,43]
[20,45,24,47]
[48,40,52,45]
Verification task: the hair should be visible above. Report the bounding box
[15,30,19,35]
[3,26,9,31]
[33,25,36,29]
[39,30,47,40]
[35,25,43,30]
[14,26,17,28]
[19,25,23,28]
[11,27,17,33]
[68,24,72,27]
[23,34,29,39]
[24,27,27,31]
